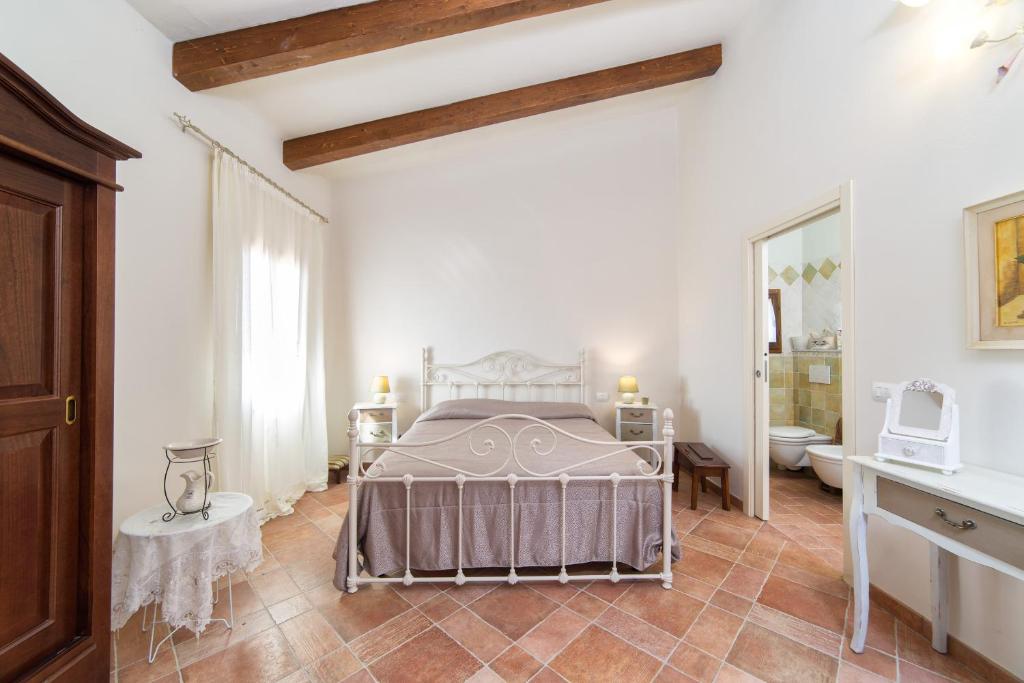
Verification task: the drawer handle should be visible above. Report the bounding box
[934,508,976,530]
[629,412,646,418]
[902,446,917,457]
[629,429,644,436]
[370,429,386,438]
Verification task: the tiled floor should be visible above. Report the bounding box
[111,475,999,683]
[766,468,845,571]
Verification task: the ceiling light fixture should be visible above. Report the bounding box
[971,25,1024,48]
[971,24,1024,81]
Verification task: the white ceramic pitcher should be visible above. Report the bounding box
[176,469,214,513]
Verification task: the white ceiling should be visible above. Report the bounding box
[126,0,755,177]
[126,0,373,41]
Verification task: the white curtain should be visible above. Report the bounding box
[212,149,328,521]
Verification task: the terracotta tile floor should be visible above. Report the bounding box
[110,473,998,683]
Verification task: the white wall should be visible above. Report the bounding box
[676,0,1024,674]
[324,91,685,447]
[0,0,332,532]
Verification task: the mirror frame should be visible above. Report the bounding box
[888,378,955,441]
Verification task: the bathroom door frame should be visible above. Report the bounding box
[742,182,855,521]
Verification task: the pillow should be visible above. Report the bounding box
[417,399,596,423]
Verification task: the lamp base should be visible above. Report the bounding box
[622,393,636,404]
[373,393,388,404]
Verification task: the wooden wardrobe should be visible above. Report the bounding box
[0,53,138,681]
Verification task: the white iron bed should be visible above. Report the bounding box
[336,348,677,593]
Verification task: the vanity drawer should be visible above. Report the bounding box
[876,478,1024,570]
[620,408,655,424]
[359,423,393,443]
[621,423,654,441]
[360,408,394,424]
[878,436,946,466]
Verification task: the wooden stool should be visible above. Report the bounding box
[673,442,731,511]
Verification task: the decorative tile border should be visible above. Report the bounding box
[768,258,841,285]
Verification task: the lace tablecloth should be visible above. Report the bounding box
[111,492,262,633]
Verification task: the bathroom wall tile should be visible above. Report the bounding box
[812,409,825,427]
[810,392,826,410]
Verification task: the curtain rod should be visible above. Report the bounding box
[172,112,328,224]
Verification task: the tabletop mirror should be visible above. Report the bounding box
[889,379,955,441]
[877,379,960,474]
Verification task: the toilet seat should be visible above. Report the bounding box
[769,425,816,439]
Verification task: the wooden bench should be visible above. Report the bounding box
[328,455,350,485]
[673,442,732,511]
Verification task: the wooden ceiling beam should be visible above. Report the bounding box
[283,44,722,169]
[173,0,613,91]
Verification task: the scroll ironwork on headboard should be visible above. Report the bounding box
[420,348,586,410]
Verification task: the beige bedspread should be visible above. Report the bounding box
[332,400,679,590]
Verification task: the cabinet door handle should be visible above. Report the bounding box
[934,508,976,530]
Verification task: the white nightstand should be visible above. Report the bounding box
[353,402,398,447]
[616,402,659,442]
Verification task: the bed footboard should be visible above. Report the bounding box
[345,409,675,593]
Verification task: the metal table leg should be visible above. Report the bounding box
[144,570,236,664]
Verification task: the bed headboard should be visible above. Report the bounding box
[421,347,586,411]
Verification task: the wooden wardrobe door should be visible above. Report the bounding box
[0,154,85,681]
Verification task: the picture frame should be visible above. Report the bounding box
[964,189,1024,349]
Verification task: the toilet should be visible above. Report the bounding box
[768,425,832,469]
[807,444,844,490]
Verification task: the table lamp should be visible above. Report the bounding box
[371,375,391,404]
[618,376,639,404]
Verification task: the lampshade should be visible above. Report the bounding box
[370,375,391,393]
[617,376,639,393]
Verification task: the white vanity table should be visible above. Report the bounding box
[851,378,1024,655]
[849,457,1024,653]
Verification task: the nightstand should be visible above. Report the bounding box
[616,402,659,442]
[352,402,398,450]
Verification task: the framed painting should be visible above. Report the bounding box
[965,189,1024,349]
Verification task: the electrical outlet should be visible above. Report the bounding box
[872,382,894,402]
[595,392,609,402]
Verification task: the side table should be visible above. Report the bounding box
[111,492,262,663]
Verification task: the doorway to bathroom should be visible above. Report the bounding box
[744,184,855,528]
